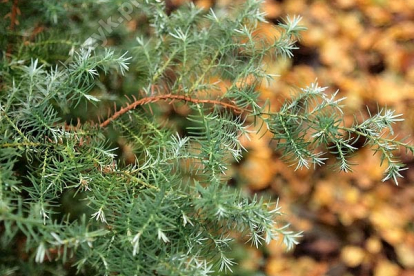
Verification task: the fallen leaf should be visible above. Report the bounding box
[341,245,366,267]
[366,237,382,254]
[374,259,400,276]
[396,244,414,268]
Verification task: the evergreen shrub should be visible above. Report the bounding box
[1,0,412,275]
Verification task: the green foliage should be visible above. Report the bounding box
[0,0,412,275]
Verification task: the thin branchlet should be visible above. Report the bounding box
[100,92,249,128]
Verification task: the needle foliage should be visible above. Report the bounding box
[0,0,413,275]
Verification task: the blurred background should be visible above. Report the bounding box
[183,0,414,275]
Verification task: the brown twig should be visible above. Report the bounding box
[9,0,19,31]
[100,94,251,128]
[6,0,19,57]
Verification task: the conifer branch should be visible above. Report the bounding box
[1,0,413,274]
[5,0,19,57]
[100,92,250,128]
[8,0,19,31]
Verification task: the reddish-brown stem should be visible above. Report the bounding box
[6,0,19,58]
[9,0,19,31]
[100,94,250,128]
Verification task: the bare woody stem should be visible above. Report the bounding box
[6,0,19,58]
[100,94,250,128]
[9,0,19,31]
